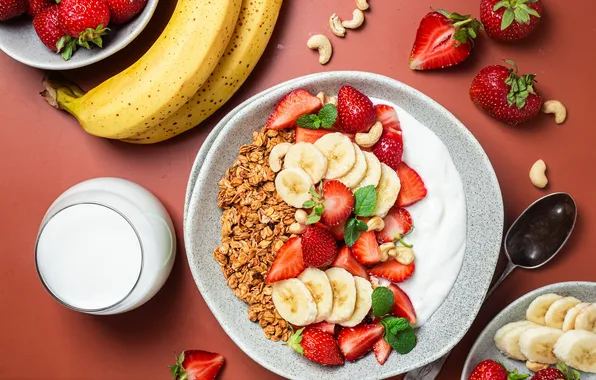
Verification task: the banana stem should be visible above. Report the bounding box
[40,76,85,117]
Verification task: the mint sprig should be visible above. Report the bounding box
[296,104,338,130]
[372,287,394,318]
[343,185,377,246]
[344,218,368,247]
[380,316,417,354]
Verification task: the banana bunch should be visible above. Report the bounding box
[42,0,283,144]
[494,293,596,373]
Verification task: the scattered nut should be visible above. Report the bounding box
[307,34,332,65]
[380,248,389,262]
[355,121,383,148]
[268,143,292,173]
[356,0,369,11]
[526,361,549,373]
[342,9,365,29]
[316,92,338,106]
[294,209,308,225]
[529,159,548,189]
[366,216,385,232]
[395,246,415,265]
[370,277,380,289]
[329,13,346,37]
[387,248,398,258]
[541,100,567,124]
[288,222,307,235]
[380,242,396,262]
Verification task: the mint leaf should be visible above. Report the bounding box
[302,200,316,209]
[344,218,358,247]
[380,316,410,335]
[297,114,319,129]
[355,219,368,232]
[318,104,337,129]
[372,287,394,317]
[306,205,323,225]
[354,185,376,217]
[383,325,416,354]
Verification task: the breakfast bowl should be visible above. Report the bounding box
[0,0,159,70]
[184,71,504,379]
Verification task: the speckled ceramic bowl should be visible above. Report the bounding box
[0,0,158,70]
[184,71,504,379]
[463,282,596,379]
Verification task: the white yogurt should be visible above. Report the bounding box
[372,99,467,327]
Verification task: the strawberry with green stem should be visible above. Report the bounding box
[481,0,542,41]
[33,5,78,60]
[57,0,111,49]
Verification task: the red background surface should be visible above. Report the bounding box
[1,0,595,379]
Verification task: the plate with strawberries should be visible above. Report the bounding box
[184,71,504,379]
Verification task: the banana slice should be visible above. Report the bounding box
[494,321,537,360]
[575,303,596,333]
[518,326,563,364]
[314,133,356,179]
[340,277,373,327]
[554,329,596,373]
[527,293,563,326]
[298,268,334,323]
[337,144,368,189]
[325,267,357,324]
[372,163,401,217]
[283,142,328,184]
[275,168,313,208]
[544,296,582,329]
[353,151,382,190]
[563,303,592,332]
[272,278,318,326]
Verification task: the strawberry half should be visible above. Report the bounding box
[409,10,482,70]
[287,327,345,366]
[373,337,392,365]
[265,237,305,283]
[352,231,382,266]
[266,89,322,130]
[376,207,413,243]
[372,127,404,171]
[169,350,225,380]
[395,162,427,207]
[301,225,338,267]
[332,246,369,280]
[321,180,355,226]
[295,127,332,144]
[337,323,385,362]
[310,321,336,336]
[375,104,401,131]
[337,85,376,134]
[387,284,417,324]
[369,259,415,283]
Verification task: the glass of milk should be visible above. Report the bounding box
[35,178,176,315]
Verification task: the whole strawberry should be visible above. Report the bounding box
[33,5,77,60]
[337,85,376,134]
[0,0,27,20]
[468,360,528,380]
[470,60,542,125]
[58,0,110,48]
[481,0,542,41]
[27,0,55,17]
[533,362,580,380]
[301,225,338,267]
[287,327,345,365]
[106,0,147,24]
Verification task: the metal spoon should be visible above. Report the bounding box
[404,192,577,380]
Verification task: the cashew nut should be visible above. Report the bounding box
[307,34,333,65]
[268,142,292,172]
[387,248,398,258]
[356,0,369,11]
[395,246,415,265]
[541,100,567,124]
[342,9,365,29]
[316,92,338,106]
[355,121,383,148]
[329,13,346,37]
[529,159,548,189]
[366,216,385,232]
[288,222,306,235]
[294,209,308,225]
[379,242,395,262]
[526,361,549,373]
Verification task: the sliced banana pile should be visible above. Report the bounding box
[272,267,373,327]
[494,293,596,373]
[270,131,400,217]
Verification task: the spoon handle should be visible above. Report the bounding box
[486,261,517,299]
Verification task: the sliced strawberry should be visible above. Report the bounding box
[395,162,427,207]
[369,259,415,283]
[287,327,344,366]
[387,284,417,324]
[310,321,336,336]
[332,246,369,280]
[266,89,322,130]
[337,323,385,362]
[328,220,346,240]
[301,226,338,267]
[265,237,305,283]
[295,127,332,143]
[351,231,382,266]
[337,85,377,134]
[375,104,401,132]
[372,127,404,171]
[373,337,392,365]
[376,207,413,243]
[170,350,225,380]
[321,180,355,226]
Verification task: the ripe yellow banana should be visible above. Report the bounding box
[121,0,283,144]
[42,0,242,139]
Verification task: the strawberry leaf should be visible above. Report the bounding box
[286,328,305,355]
[493,0,509,11]
[501,8,515,30]
[503,60,537,109]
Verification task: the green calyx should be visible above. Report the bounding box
[556,362,581,380]
[436,9,483,46]
[494,0,541,30]
[302,185,324,225]
[503,60,537,109]
[285,327,305,355]
[77,24,110,49]
[168,352,187,380]
[56,35,77,61]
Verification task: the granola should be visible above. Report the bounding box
[214,127,296,342]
